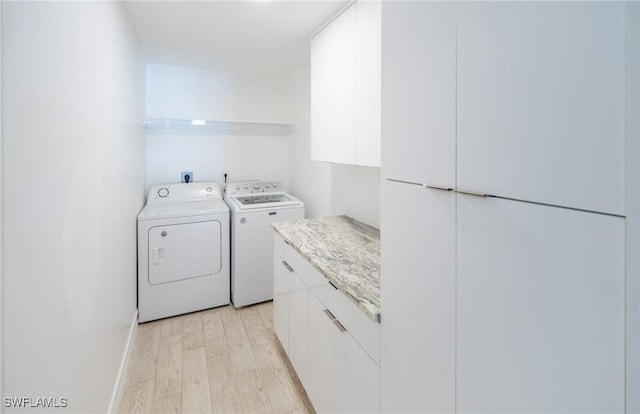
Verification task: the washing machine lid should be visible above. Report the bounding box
[138,199,229,221]
[227,192,302,211]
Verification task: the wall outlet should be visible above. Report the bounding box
[181,171,193,183]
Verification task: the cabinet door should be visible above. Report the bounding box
[380,1,456,187]
[457,2,625,215]
[456,196,625,413]
[336,330,380,414]
[355,0,381,167]
[287,270,308,385]
[311,22,332,162]
[329,3,357,164]
[307,292,337,414]
[380,180,456,413]
[273,252,289,353]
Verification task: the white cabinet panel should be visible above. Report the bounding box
[336,328,380,414]
[288,270,308,384]
[273,252,289,353]
[307,292,337,414]
[329,3,357,164]
[311,17,333,162]
[356,0,381,167]
[456,196,625,413]
[311,1,381,167]
[457,2,625,214]
[380,180,456,413]
[380,1,456,187]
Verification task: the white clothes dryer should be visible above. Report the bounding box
[137,182,230,322]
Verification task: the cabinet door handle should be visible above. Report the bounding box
[282,261,294,273]
[328,281,339,290]
[332,319,347,333]
[323,309,336,320]
[422,184,453,192]
[323,309,347,332]
[454,188,489,198]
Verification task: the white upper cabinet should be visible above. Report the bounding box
[457,2,626,215]
[311,0,381,167]
[380,1,456,187]
[355,0,381,167]
[310,22,332,162]
[328,4,357,164]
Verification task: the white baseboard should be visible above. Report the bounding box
[108,310,139,414]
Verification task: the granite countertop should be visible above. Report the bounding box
[271,215,380,322]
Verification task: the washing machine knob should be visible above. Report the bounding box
[254,184,260,190]
[243,184,249,189]
[235,185,241,190]
[158,187,169,198]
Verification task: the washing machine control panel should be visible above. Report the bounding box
[225,180,283,196]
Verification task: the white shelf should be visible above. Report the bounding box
[143,118,296,135]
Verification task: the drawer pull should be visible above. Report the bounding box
[454,188,488,198]
[323,309,336,320]
[328,281,339,290]
[323,309,347,333]
[332,319,347,333]
[422,184,453,192]
[282,261,294,273]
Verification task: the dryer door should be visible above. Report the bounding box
[148,220,221,285]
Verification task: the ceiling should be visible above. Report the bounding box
[123,0,349,76]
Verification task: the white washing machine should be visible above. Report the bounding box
[224,180,304,308]
[137,182,230,322]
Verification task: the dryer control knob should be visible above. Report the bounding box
[158,187,169,198]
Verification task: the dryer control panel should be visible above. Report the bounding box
[147,182,222,204]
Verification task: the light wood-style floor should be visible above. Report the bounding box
[117,302,314,414]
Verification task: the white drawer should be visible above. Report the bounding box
[284,244,326,289]
[311,277,380,365]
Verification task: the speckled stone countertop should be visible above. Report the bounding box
[271,215,380,322]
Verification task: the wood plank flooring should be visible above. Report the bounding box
[117,302,314,414]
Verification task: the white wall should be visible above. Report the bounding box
[146,133,290,192]
[145,64,292,191]
[288,64,380,228]
[627,2,640,411]
[2,2,144,412]
[288,65,332,218]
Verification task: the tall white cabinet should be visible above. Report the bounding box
[457,2,625,215]
[381,2,630,413]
